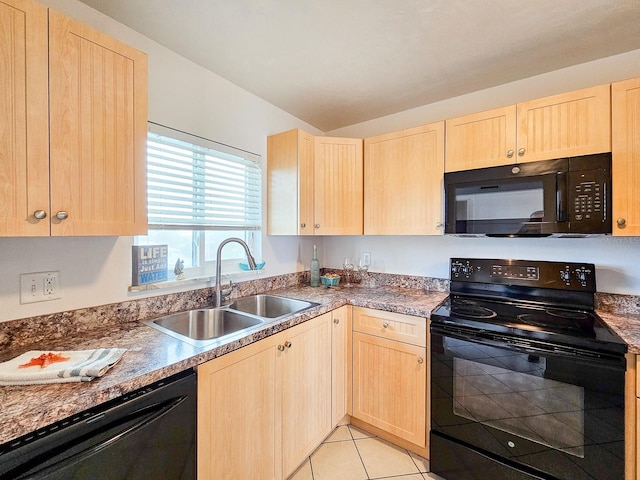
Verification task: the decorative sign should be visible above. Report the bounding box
[132,245,168,285]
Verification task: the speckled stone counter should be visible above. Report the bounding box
[596,292,640,354]
[0,283,447,446]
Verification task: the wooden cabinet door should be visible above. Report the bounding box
[267,129,314,235]
[365,122,445,235]
[313,136,363,235]
[445,105,516,172]
[331,306,348,426]
[48,10,147,236]
[516,84,610,163]
[198,338,279,480]
[280,313,332,477]
[612,78,640,236]
[0,0,49,236]
[352,332,427,447]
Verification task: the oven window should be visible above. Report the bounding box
[455,180,544,222]
[453,356,585,458]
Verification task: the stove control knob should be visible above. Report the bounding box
[559,270,571,284]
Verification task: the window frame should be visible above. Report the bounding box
[135,123,262,282]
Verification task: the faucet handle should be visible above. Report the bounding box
[221,280,236,300]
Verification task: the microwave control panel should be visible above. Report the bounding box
[567,154,611,233]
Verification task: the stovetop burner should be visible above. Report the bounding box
[516,311,594,335]
[450,299,497,320]
[444,295,601,336]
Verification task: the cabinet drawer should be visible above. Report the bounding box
[352,307,426,347]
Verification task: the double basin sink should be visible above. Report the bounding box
[145,295,319,347]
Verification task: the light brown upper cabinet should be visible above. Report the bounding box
[612,77,640,236]
[314,136,363,235]
[1,0,50,236]
[267,130,363,235]
[364,122,445,235]
[0,0,148,237]
[445,105,516,172]
[267,129,314,235]
[445,85,611,172]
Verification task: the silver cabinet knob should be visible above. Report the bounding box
[301,223,306,228]
[314,224,320,229]
[382,322,389,328]
[436,222,443,228]
[518,148,526,156]
[278,345,285,352]
[33,210,47,220]
[55,211,68,220]
[617,218,626,227]
[333,318,340,324]
[417,357,424,364]
[506,149,514,158]
[284,341,292,349]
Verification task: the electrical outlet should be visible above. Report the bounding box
[20,271,61,304]
[362,252,371,266]
[43,276,56,295]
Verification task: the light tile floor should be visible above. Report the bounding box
[288,425,445,480]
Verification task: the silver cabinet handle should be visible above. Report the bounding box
[333,318,340,324]
[518,148,526,156]
[33,210,47,220]
[417,357,424,364]
[382,322,389,328]
[506,149,514,158]
[314,224,320,229]
[284,341,292,349]
[436,222,443,228]
[301,223,306,228]
[278,345,285,352]
[617,218,626,227]
[56,211,68,220]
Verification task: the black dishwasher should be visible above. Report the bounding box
[0,369,196,480]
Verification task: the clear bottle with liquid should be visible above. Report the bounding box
[310,245,320,287]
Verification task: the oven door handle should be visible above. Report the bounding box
[431,324,626,368]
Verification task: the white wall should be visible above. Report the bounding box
[1,1,639,323]
[324,49,640,296]
[0,0,323,322]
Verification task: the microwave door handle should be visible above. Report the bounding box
[556,172,568,222]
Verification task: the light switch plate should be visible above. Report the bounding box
[20,271,61,304]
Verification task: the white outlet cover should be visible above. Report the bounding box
[20,271,61,304]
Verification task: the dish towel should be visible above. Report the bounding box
[0,348,127,385]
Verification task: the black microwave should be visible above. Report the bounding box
[444,153,612,237]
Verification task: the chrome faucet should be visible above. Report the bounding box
[214,237,257,307]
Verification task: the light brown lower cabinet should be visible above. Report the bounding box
[351,307,428,453]
[197,312,334,479]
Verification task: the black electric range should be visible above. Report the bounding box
[430,258,627,480]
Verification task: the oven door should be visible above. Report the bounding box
[430,323,625,480]
[444,160,567,236]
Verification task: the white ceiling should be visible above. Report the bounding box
[77,0,640,131]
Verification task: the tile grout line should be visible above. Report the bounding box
[348,425,372,480]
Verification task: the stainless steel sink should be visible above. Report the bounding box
[145,295,319,347]
[227,294,319,319]
[146,308,263,347]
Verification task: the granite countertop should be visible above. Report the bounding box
[1,282,639,447]
[0,285,447,446]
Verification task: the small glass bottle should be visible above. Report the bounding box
[310,245,320,287]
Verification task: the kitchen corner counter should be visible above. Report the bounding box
[0,285,447,446]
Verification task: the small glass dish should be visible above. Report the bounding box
[320,275,340,287]
[239,261,266,271]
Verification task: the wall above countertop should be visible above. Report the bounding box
[323,235,640,296]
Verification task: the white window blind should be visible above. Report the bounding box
[147,123,261,230]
